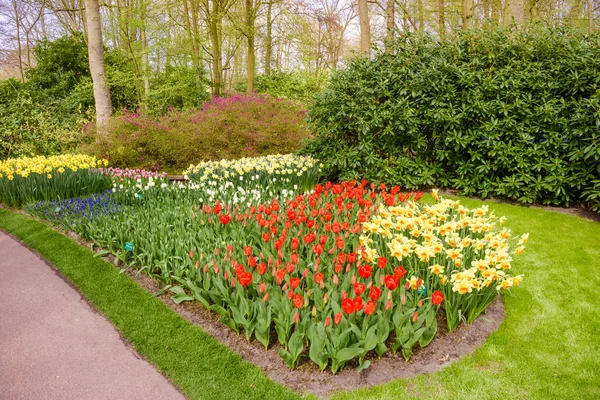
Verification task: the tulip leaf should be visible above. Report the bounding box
[335,347,363,364]
[357,359,371,372]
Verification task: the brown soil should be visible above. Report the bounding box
[122,265,504,399]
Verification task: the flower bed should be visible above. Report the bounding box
[184,154,321,196]
[0,154,111,207]
[24,158,526,374]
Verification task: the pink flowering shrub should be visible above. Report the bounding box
[84,94,310,173]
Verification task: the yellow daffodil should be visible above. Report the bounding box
[429,264,444,275]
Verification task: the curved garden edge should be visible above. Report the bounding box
[129,269,505,398]
[1,206,505,399]
[0,207,298,400]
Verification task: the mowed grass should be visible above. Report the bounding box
[333,197,600,400]
[1,196,599,400]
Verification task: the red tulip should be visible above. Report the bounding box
[294,311,300,323]
[364,300,376,316]
[385,275,399,290]
[290,277,300,289]
[290,253,299,264]
[243,246,252,256]
[293,294,304,309]
[342,298,354,314]
[286,262,295,273]
[290,237,299,250]
[219,214,231,225]
[377,257,388,269]
[334,312,343,324]
[354,283,366,296]
[432,290,444,305]
[332,222,341,233]
[324,315,331,327]
[358,264,373,279]
[238,271,252,287]
[394,266,407,279]
[303,233,316,245]
[262,232,271,242]
[347,253,357,263]
[259,282,266,293]
[335,263,342,274]
[412,311,419,323]
[314,272,324,284]
[275,269,286,285]
[385,300,392,311]
[257,263,266,275]
[369,287,382,301]
[353,297,364,312]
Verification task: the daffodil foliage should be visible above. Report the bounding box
[0,154,112,207]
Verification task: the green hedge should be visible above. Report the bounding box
[303,26,600,211]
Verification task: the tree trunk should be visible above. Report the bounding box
[463,0,474,29]
[265,0,273,74]
[85,0,112,135]
[12,0,25,82]
[108,0,119,47]
[116,0,129,52]
[491,0,501,23]
[402,0,408,32]
[140,0,150,99]
[511,0,524,25]
[439,0,445,38]
[358,0,370,54]
[40,4,47,39]
[210,5,223,96]
[417,0,424,30]
[245,0,255,92]
[141,24,150,98]
[385,0,394,49]
[165,8,172,69]
[588,0,595,32]
[190,0,201,71]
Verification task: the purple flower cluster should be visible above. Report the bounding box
[25,190,120,224]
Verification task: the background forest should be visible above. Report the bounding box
[1,0,599,209]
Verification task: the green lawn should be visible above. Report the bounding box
[1,196,599,400]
